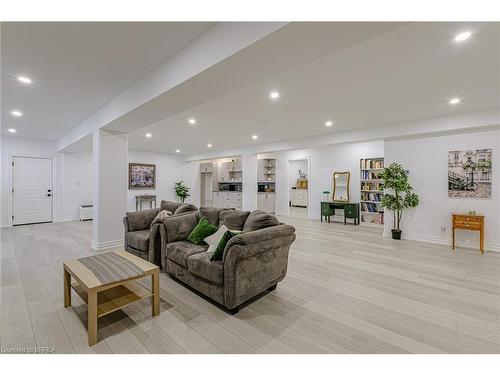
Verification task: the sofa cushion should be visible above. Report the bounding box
[242,210,280,232]
[163,212,199,243]
[204,224,228,254]
[219,210,250,231]
[210,230,238,261]
[187,217,217,245]
[166,241,207,267]
[199,207,222,226]
[174,203,198,215]
[160,200,182,213]
[186,252,223,285]
[125,230,150,251]
[126,208,160,232]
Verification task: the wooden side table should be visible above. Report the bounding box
[452,213,485,254]
[135,195,156,211]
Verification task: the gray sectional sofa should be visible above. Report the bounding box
[159,207,296,313]
[123,200,197,265]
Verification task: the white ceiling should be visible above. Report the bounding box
[127,22,500,155]
[1,22,214,139]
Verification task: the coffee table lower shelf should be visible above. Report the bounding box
[72,281,152,318]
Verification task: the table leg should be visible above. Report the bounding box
[150,200,153,209]
[136,200,139,211]
[63,269,71,308]
[480,227,484,255]
[88,290,98,346]
[452,227,455,250]
[152,272,160,316]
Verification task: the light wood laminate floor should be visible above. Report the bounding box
[1,216,499,353]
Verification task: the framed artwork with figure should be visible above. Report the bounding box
[129,163,156,189]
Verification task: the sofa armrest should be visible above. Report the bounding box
[222,224,295,263]
[222,224,296,309]
[125,208,160,232]
[123,216,131,233]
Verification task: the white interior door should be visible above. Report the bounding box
[12,157,53,225]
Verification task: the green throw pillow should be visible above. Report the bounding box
[210,230,237,261]
[187,217,217,245]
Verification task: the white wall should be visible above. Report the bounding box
[59,151,93,220]
[127,150,195,211]
[260,140,385,219]
[384,129,500,251]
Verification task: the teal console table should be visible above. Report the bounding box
[321,202,360,225]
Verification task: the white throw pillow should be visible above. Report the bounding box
[204,225,228,254]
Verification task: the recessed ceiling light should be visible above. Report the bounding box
[145,133,152,138]
[18,76,32,84]
[269,91,280,99]
[188,118,196,125]
[325,121,333,127]
[11,110,23,117]
[175,149,180,153]
[8,128,17,133]
[252,135,258,140]
[207,143,213,148]
[454,31,472,42]
[449,97,461,105]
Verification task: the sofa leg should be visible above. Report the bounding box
[268,284,277,291]
[228,307,240,315]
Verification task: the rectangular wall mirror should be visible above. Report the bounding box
[333,171,350,202]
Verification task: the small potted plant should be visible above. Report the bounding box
[380,162,419,240]
[174,181,190,203]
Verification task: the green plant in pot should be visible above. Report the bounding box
[379,162,419,240]
[174,181,190,203]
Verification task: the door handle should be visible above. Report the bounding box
[47,194,52,197]
[48,189,52,192]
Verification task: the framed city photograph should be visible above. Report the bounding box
[128,163,156,189]
[448,149,492,198]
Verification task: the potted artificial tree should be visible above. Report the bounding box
[379,162,419,240]
[175,181,190,203]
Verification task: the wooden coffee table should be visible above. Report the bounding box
[63,250,160,346]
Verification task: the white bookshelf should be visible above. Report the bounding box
[360,158,384,224]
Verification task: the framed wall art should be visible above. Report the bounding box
[448,149,492,198]
[128,163,156,189]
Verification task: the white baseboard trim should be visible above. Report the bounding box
[91,239,124,251]
[383,231,500,252]
[54,216,79,223]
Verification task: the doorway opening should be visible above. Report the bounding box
[287,158,310,218]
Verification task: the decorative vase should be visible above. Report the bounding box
[391,229,402,240]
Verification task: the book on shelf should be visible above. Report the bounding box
[361,202,383,213]
[361,170,383,179]
[361,191,383,202]
[361,182,383,191]
[360,159,384,170]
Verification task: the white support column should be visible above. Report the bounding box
[242,153,257,211]
[91,129,128,251]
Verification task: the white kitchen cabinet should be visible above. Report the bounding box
[290,189,308,207]
[200,162,213,173]
[212,191,242,209]
[217,162,229,182]
[258,192,275,213]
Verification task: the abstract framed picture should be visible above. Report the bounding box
[448,149,492,198]
[128,163,156,189]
